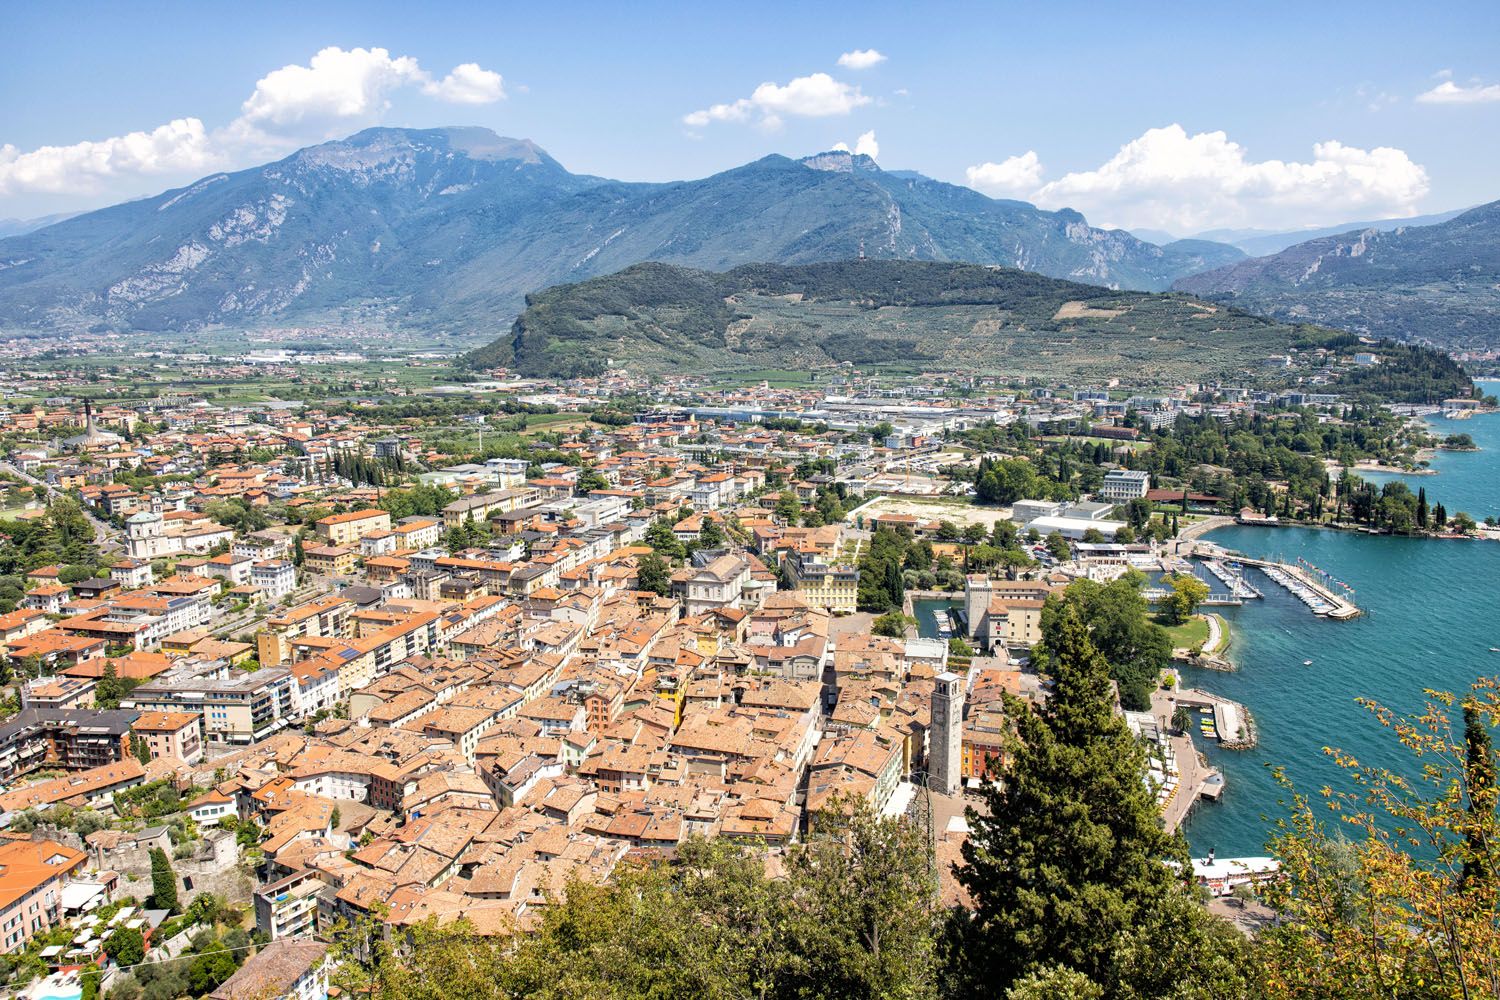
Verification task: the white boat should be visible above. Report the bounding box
[1303,660,1313,666]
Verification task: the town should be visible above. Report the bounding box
[0,348,1486,1000]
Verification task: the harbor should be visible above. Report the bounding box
[1186,542,1361,619]
[1231,556,1361,619]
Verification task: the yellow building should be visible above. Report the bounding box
[303,545,358,577]
[787,554,858,614]
[314,509,391,546]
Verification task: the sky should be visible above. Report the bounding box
[2,0,1498,235]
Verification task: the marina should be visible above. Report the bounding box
[1200,559,1263,600]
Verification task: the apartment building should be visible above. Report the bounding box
[315,509,392,546]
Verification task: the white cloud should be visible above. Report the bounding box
[423,63,506,105]
[684,72,870,129]
[965,124,1430,231]
[965,151,1043,198]
[0,46,506,203]
[837,49,887,70]
[0,118,218,195]
[1416,79,1500,104]
[832,130,880,159]
[238,46,503,134]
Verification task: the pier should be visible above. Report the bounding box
[1200,559,1263,599]
[1144,588,1243,606]
[1231,556,1361,619]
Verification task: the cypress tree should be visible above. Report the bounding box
[1416,487,1429,530]
[149,846,180,913]
[1461,704,1498,891]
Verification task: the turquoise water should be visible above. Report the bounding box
[1183,382,1500,856]
[911,597,964,639]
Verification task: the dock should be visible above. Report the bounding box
[1230,556,1361,619]
[1200,559,1263,599]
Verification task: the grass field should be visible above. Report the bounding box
[1159,615,1209,650]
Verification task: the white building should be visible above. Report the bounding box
[1099,469,1150,502]
[252,560,298,600]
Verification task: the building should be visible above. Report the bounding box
[0,839,87,953]
[929,671,963,796]
[252,560,298,600]
[675,554,751,616]
[303,546,358,577]
[315,509,391,546]
[0,708,138,783]
[127,662,296,746]
[1099,469,1150,502]
[1026,515,1126,542]
[442,488,539,529]
[209,938,330,1000]
[785,551,858,614]
[255,869,328,942]
[131,710,203,765]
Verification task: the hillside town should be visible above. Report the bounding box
[0,354,1482,1000]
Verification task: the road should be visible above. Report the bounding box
[1,461,119,551]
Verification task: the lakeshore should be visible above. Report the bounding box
[1180,383,1500,855]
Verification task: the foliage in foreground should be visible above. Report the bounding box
[1256,681,1500,998]
[337,800,942,1000]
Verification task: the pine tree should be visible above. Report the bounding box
[954,604,1246,996]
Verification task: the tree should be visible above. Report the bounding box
[188,938,239,995]
[1036,574,1170,712]
[1161,572,1210,626]
[872,611,913,638]
[575,466,609,493]
[644,519,685,560]
[1044,532,1071,562]
[698,518,726,549]
[106,925,145,967]
[774,490,801,526]
[635,551,671,596]
[130,733,152,765]
[955,605,1248,998]
[1255,682,1500,998]
[149,846,180,913]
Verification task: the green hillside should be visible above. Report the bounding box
[465,260,1328,384]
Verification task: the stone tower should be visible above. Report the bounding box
[929,670,964,796]
[964,574,993,642]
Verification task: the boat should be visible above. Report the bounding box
[1490,647,1500,653]
[1303,660,1313,666]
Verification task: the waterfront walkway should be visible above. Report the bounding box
[1202,612,1224,653]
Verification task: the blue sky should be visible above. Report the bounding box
[2,0,1497,234]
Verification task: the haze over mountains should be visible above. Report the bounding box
[0,126,1244,344]
[1174,201,1500,348]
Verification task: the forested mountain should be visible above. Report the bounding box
[0,127,1240,343]
[465,258,1333,384]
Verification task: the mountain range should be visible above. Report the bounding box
[0,127,1244,344]
[1173,201,1500,348]
[465,258,1327,385]
[1192,208,1471,258]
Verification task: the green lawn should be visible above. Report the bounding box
[1159,615,1209,649]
